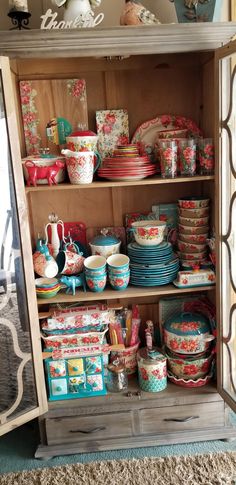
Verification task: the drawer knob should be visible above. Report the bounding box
[70,426,106,434]
[164,416,199,423]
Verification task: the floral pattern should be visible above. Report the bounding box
[159,145,178,178]
[67,79,87,101]
[20,78,88,156]
[20,81,41,155]
[66,153,95,184]
[179,144,196,176]
[96,109,129,159]
[132,114,201,161]
[167,354,213,379]
[165,332,211,354]
[198,141,214,174]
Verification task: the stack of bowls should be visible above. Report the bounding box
[35,278,61,299]
[107,254,130,290]
[177,197,210,268]
[83,255,107,292]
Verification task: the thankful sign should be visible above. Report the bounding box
[40,8,104,28]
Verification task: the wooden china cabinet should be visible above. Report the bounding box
[0,23,236,458]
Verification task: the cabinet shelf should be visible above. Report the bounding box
[37,284,214,305]
[25,175,214,193]
[1,23,236,58]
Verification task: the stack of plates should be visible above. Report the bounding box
[98,144,158,181]
[127,242,179,286]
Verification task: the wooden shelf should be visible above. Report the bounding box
[37,284,214,305]
[1,23,236,58]
[25,175,214,193]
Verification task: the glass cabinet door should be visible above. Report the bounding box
[0,57,47,436]
[216,40,236,412]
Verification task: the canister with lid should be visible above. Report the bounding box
[106,361,128,393]
[137,348,167,393]
[89,228,121,259]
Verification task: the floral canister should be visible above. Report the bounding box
[89,229,121,258]
[137,348,167,392]
[163,312,214,355]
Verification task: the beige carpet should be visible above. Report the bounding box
[0,452,236,485]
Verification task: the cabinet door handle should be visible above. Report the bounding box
[69,426,106,434]
[164,416,199,423]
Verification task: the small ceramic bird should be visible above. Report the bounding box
[120,0,161,26]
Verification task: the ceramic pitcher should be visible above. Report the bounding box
[61,148,101,184]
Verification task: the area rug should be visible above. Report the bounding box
[0,451,236,485]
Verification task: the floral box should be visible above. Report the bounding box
[41,326,108,351]
[45,354,107,401]
[46,307,114,331]
[176,269,216,287]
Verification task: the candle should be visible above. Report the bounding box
[9,0,28,12]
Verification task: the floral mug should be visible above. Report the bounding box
[61,149,101,184]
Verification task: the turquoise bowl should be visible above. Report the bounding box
[85,273,107,292]
[84,255,107,273]
[109,271,130,291]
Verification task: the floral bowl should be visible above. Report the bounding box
[178,197,210,209]
[177,240,206,253]
[109,271,130,291]
[179,216,209,227]
[85,273,107,292]
[178,250,207,260]
[165,347,214,379]
[178,224,209,235]
[131,220,166,246]
[178,207,210,218]
[179,233,208,244]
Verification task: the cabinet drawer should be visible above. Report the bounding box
[140,401,225,435]
[46,412,133,445]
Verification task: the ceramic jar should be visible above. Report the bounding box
[89,229,121,258]
[137,348,167,392]
[106,362,128,392]
[163,312,215,355]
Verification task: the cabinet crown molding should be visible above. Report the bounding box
[0,23,236,58]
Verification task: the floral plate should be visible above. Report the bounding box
[131,114,202,161]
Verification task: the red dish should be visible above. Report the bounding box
[167,371,212,388]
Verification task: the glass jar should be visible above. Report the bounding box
[106,362,128,393]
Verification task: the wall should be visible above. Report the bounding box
[0,0,229,30]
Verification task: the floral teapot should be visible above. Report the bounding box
[51,0,102,26]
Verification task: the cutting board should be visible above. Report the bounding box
[20,78,88,155]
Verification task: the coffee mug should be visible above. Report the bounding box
[56,244,85,275]
[33,251,58,278]
[61,149,101,184]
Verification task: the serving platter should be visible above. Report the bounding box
[131,114,201,161]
